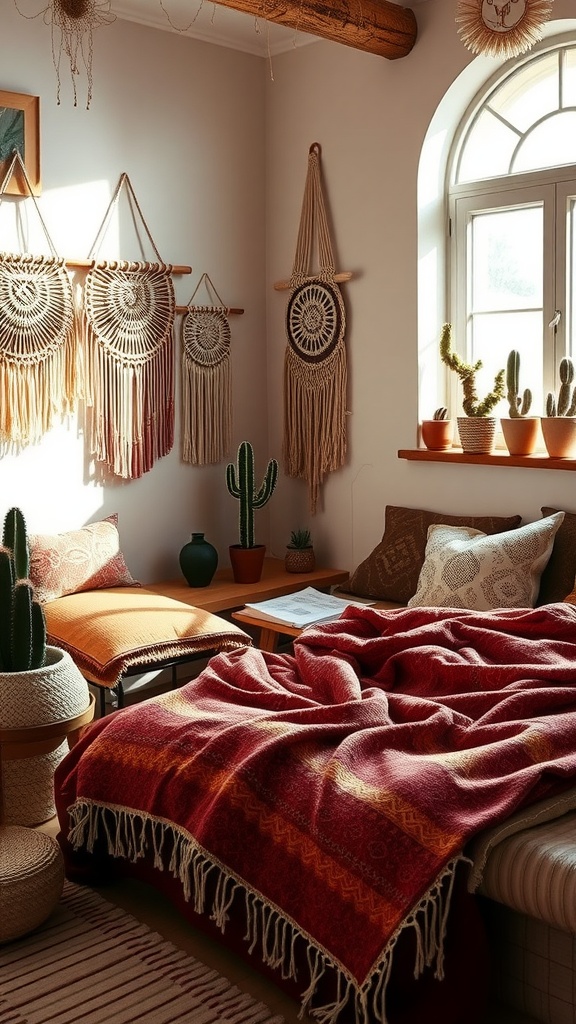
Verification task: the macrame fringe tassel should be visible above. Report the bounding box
[0,330,79,447]
[182,354,232,465]
[283,344,347,514]
[83,316,174,479]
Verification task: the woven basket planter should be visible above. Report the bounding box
[285,547,316,574]
[457,416,497,454]
[0,647,91,826]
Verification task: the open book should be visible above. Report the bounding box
[243,586,374,629]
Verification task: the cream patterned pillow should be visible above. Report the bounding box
[407,512,565,611]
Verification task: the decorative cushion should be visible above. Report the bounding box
[347,505,523,604]
[29,514,139,604]
[44,587,251,687]
[0,826,64,943]
[538,507,576,605]
[407,512,565,611]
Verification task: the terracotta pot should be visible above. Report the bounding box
[541,417,576,458]
[285,547,316,574]
[457,416,497,454]
[229,544,266,584]
[421,419,454,451]
[500,417,540,456]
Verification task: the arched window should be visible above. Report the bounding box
[447,39,576,420]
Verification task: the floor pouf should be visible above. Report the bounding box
[0,826,64,943]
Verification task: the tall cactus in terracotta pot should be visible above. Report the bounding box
[226,441,279,582]
[501,350,540,456]
[541,358,576,458]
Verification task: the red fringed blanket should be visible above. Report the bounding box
[56,603,576,1024]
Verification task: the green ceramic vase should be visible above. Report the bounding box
[179,533,218,588]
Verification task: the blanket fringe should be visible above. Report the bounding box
[67,800,463,1024]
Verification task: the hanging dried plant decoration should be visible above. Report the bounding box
[455,0,553,60]
[13,0,115,108]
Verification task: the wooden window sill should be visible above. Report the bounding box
[398,448,576,470]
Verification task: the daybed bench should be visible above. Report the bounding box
[53,503,576,1024]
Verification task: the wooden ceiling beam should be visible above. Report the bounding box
[215,0,417,59]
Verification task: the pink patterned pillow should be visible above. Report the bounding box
[29,514,139,604]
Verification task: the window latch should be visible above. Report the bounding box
[549,309,562,328]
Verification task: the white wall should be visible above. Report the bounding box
[0,4,269,582]
[265,1,576,575]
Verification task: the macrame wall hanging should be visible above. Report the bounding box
[456,0,553,59]
[82,172,177,480]
[13,0,115,109]
[279,143,351,515]
[0,150,78,449]
[178,273,244,466]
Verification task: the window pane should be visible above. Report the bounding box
[470,207,543,313]
[568,197,576,362]
[457,110,518,183]
[513,112,576,173]
[471,312,544,416]
[488,51,559,133]
[564,49,576,107]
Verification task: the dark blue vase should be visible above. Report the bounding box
[179,533,218,587]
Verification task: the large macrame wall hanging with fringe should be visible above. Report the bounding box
[179,273,244,466]
[280,143,351,515]
[82,173,176,480]
[0,150,78,448]
[456,0,553,59]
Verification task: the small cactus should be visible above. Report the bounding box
[0,507,46,672]
[546,358,576,417]
[288,528,312,549]
[506,350,532,418]
[439,323,505,417]
[226,441,278,549]
[433,407,448,421]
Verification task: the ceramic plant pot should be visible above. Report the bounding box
[421,419,454,452]
[229,544,266,584]
[500,417,540,456]
[541,417,576,458]
[457,416,497,454]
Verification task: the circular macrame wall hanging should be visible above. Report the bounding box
[181,305,232,466]
[286,279,345,365]
[456,0,553,59]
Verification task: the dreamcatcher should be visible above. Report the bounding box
[13,0,115,108]
[0,150,78,448]
[180,273,239,466]
[82,173,176,479]
[281,143,350,514]
[455,0,553,60]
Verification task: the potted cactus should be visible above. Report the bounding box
[226,441,279,583]
[439,323,506,453]
[501,350,540,456]
[0,507,92,826]
[421,406,454,452]
[541,357,576,458]
[285,528,315,574]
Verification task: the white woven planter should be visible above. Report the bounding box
[0,646,90,826]
[457,416,497,454]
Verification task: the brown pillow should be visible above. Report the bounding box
[347,505,522,604]
[538,507,576,604]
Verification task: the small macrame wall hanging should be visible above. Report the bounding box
[456,0,553,59]
[82,173,176,479]
[179,273,243,466]
[0,150,78,448]
[280,143,351,515]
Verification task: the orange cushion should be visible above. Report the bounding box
[44,588,251,687]
[29,515,139,604]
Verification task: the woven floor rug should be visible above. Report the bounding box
[0,881,286,1024]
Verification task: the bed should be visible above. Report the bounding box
[55,602,576,1024]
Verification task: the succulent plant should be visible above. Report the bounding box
[0,507,46,672]
[226,441,278,549]
[288,528,312,549]
[546,358,576,417]
[506,350,532,418]
[439,323,505,417]
[433,407,448,421]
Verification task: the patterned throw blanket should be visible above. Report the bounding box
[56,603,576,1024]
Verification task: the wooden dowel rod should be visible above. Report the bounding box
[64,259,192,275]
[176,305,244,315]
[274,272,353,291]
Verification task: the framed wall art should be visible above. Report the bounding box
[0,90,40,196]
